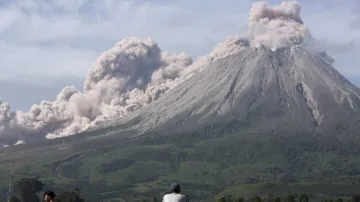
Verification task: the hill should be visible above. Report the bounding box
[1,127,360,201]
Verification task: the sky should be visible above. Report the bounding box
[0,0,359,111]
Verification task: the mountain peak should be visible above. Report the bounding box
[99,46,360,138]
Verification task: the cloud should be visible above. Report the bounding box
[350,19,360,30]
[1,0,358,78]
[298,0,360,76]
[0,41,98,80]
[0,0,250,64]
[0,76,83,111]
[315,40,358,54]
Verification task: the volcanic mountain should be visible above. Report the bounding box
[1,1,359,146]
[100,45,360,139]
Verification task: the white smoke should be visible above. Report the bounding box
[0,1,315,141]
[14,140,26,145]
[247,1,311,49]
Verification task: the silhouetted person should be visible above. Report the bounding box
[162,182,186,202]
[44,190,55,202]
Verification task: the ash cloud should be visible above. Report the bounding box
[247,1,311,49]
[1,37,196,140]
[0,1,324,142]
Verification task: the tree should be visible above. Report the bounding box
[236,197,245,202]
[54,189,85,202]
[299,194,309,202]
[266,195,273,202]
[217,196,227,202]
[8,196,21,202]
[274,197,281,202]
[335,198,344,202]
[287,195,295,202]
[15,178,44,202]
[351,195,360,202]
[252,196,262,202]
[226,195,234,202]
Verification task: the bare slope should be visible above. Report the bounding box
[100,46,360,138]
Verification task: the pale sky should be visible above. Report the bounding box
[0,0,359,111]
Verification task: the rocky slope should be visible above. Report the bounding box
[100,45,360,138]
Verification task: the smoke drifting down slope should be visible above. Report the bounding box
[0,1,322,142]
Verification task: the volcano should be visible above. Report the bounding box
[1,1,359,145]
[89,1,360,140]
[100,45,360,139]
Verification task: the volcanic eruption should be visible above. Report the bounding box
[1,1,359,144]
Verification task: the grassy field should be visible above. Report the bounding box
[1,128,360,201]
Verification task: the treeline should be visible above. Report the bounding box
[5,178,360,202]
[106,194,360,202]
[215,194,360,202]
[7,177,86,202]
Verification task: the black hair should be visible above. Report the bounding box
[173,186,181,194]
[44,190,56,199]
[166,187,181,194]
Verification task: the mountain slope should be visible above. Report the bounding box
[3,46,360,202]
[101,46,360,138]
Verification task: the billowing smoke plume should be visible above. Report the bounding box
[0,1,314,142]
[1,37,195,140]
[248,1,311,49]
[0,36,248,141]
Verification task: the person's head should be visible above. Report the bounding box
[44,190,55,201]
[168,182,181,194]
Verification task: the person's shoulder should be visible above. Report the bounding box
[163,193,173,198]
[179,194,186,200]
[179,194,187,201]
[163,193,186,198]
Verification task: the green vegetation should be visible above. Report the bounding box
[1,127,360,201]
[54,189,86,202]
[15,178,44,202]
[8,196,21,202]
[213,194,350,202]
[6,177,85,202]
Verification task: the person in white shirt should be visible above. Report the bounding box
[162,182,186,202]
